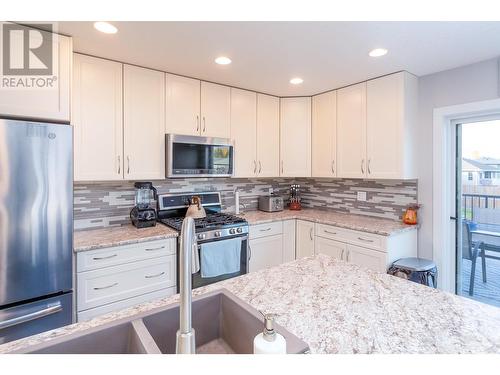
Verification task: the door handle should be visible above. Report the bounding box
[253,160,257,174]
[248,244,252,261]
[260,227,272,232]
[93,282,118,290]
[341,249,345,260]
[145,246,165,252]
[127,156,130,174]
[331,160,335,174]
[117,156,121,174]
[92,254,118,261]
[361,159,365,174]
[346,250,350,262]
[203,117,206,133]
[324,230,337,235]
[357,237,374,243]
[367,159,371,174]
[309,227,313,241]
[281,161,284,174]
[196,115,200,132]
[258,161,262,174]
[0,303,63,330]
[145,271,165,279]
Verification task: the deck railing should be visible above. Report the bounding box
[462,193,500,220]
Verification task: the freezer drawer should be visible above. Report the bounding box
[0,293,73,345]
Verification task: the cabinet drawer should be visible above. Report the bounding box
[315,223,385,251]
[76,239,176,272]
[249,221,283,239]
[347,244,386,273]
[77,255,176,311]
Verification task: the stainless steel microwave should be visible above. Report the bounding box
[166,134,234,178]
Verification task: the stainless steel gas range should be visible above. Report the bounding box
[157,192,249,290]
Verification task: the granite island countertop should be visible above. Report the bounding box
[74,209,416,252]
[2,255,500,354]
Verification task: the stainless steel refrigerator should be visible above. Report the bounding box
[0,118,73,345]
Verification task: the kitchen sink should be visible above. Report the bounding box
[17,289,309,354]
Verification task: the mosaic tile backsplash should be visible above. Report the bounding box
[74,178,417,231]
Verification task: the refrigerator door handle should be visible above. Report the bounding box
[0,303,62,331]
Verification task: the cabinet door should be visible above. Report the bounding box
[280,97,312,177]
[366,73,403,179]
[312,91,337,177]
[73,54,123,181]
[283,220,296,262]
[165,74,200,136]
[347,244,386,272]
[249,235,283,273]
[0,24,71,122]
[314,237,346,261]
[201,81,231,138]
[337,82,367,178]
[296,220,315,259]
[123,65,166,180]
[256,94,280,177]
[231,88,257,177]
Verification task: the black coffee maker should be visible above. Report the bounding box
[130,182,157,228]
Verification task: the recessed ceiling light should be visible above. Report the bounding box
[94,22,118,34]
[215,56,232,65]
[369,48,388,57]
[290,77,303,85]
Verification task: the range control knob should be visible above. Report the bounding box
[236,227,243,233]
[197,233,206,240]
[214,231,222,237]
[229,228,236,234]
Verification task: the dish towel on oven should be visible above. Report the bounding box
[200,237,242,278]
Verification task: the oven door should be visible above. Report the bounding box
[166,134,234,178]
[180,235,248,291]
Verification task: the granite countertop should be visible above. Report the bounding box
[2,254,500,354]
[74,224,178,252]
[239,208,416,236]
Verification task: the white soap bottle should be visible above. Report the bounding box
[253,313,287,354]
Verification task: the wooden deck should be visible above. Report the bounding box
[460,252,500,307]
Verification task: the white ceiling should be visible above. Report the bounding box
[57,21,500,96]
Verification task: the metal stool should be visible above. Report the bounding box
[388,257,438,288]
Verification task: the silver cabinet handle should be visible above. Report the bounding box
[0,303,62,330]
[309,227,313,241]
[357,237,374,243]
[367,159,371,174]
[127,156,130,174]
[94,282,118,290]
[145,246,165,252]
[258,161,262,174]
[341,249,345,260]
[92,254,118,261]
[361,159,365,174]
[203,117,206,133]
[117,156,121,174]
[260,227,272,232]
[324,230,337,235]
[248,244,252,261]
[196,115,200,132]
[253,160,257,174]
[346,250,350,262]
[281,161,284,174]
[331,160,335,174]
[145,271,165,279]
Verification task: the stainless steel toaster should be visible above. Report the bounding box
[258,195,284,212]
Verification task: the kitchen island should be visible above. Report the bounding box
[2,254,500,353]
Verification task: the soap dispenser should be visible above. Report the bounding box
[253,313,287,354]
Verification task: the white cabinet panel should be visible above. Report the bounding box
[296,220,315,259]
[283,220,296,263]
[201,81,231,138]
[312,91,337,177]
[0,24,71,122]
[280,97,311,177]
[314,237,346,261]
[249,235,283,273]
[123,65,166,180]
[256,94,280,177]
[231,88,257,177]
[347,244,386,273]
[73,54,123,181]
[165,74,200,136]
[337,82,367,178]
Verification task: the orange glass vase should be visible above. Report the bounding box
[403,205,420,225]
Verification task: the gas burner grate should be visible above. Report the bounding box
[160,213,247,232]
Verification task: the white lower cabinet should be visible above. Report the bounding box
[346,244,386,273]
[314,237,346,261]
[76,238,177,321]
[249,234,284,273]
[296,220,315,259]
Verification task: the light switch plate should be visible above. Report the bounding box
[356,191,367,201]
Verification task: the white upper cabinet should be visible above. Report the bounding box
[201,81,231,138]
[312,91,337,177]
[256,94,280,177]
[231,88,257,178]
[123,65,166,180]
[280,97,312,177]
[165,74,200,136]
[0,24,72,122]
[366,72,418,179]
[73,54,123,181]
[336,82,367,178]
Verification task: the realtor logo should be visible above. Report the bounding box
[1,22,58,90]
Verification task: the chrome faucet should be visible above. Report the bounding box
[175,217,199,354]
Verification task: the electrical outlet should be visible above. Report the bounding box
[356,191,367,201]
